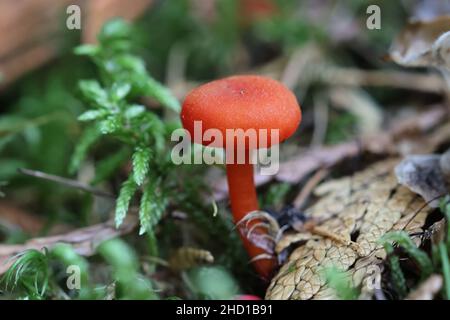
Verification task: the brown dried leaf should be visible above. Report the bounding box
[389,16,450,68]
[168,247,214,272]
[406,274,443,300]
[266,159,433,300]
[0,202,46,235]
[0,215,138,275]
[427,219,446,246]
[395,154,449,207]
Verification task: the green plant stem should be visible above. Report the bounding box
[439,242,450,300]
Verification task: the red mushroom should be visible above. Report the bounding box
[181,75,301,279]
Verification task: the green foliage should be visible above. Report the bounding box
[139,178,167,235]
[72,18,181,235]
[97,238,157,299]
[91,148,130,185]
[380,231,433,279]
[383,243,407,298]
[0,48,91,223]
[380,230,434,298]
[439,243,450,299]
[252,4,325,50]
[260,182,291,209]
[322,266,359,300]
[132,147,152,186]
[50,244,97,299]
[69,125,102,174]
[115,175,138,228]
[440,196,450,299]
[0,239,155,300]
[136,0,240,79]
[440,196,450,250]
[75,19,180,112]
[1,249,50,299]
[378,197,450,299]
[185,266,240,299]
[326,112,358,145]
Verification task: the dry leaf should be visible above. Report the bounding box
[0,215,138,275]
[0,202,47,235]
[427,218,446,246]
[168,247,214,272]
[406,274,443,300]
[266,159,433,300]
[395,154,449,207]
[389,16,450,68]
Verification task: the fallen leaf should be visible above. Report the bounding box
[389,16,450,67]
[0,201,46,235]
[168,247,214,272]
[427,218,446,246]
[0,214,138,275]
[0,201,70,236]
[406,274,443,300]
[395,154,449,207]
[266,159,433,300]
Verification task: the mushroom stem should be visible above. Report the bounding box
[226,162,276,279]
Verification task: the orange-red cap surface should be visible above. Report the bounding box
[181,75,301,148]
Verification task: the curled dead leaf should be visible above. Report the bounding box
[406,274,443,300]
[395,154,449,207]
[389,16,450,68]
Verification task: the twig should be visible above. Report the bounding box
[310,94,329,147]
[18,168,115,199]
[293,168,329,209]
[313,66,447,94]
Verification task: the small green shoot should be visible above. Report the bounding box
[323,266,359,300]
[1,249,50,299]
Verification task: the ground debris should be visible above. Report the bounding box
[266,159,433,300]
[0,215,138,275]
[168,247,214,272]
[395,154,449,207]
[388,16,450,68]
[406,275,443,300]
[212,106,449,201]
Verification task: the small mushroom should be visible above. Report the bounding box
[181,75,301,279]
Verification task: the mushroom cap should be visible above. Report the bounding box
[181,75,301,149]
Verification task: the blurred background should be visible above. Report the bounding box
[1,0,450,300]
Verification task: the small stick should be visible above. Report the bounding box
[310,94,329,147]
[18,168,115,199]
[293,168,329,209]
[306,224,363,256]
